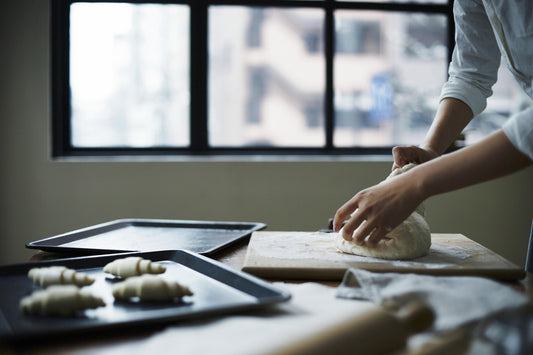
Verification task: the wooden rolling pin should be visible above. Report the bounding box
[272,301,435,355]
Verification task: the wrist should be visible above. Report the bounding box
[419,144,441,160]
[408,166,432,202]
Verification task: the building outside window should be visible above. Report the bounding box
[55,0,529,157]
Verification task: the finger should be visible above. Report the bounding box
[333,198,359,232]
[340,210,366,241]
[391,147,399,169]
[392,146,407,169]
[366,227,388,246]
[352,220,376,245]
[391,162,401,171]
[340,227,353,241]
[392,145,418,168]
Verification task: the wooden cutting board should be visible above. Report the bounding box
[242,232,525,281]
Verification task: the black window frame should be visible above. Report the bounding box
[51,0,454,158]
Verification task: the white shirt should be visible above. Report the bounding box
[439,0,533,160]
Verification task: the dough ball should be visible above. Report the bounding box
[336,211,431,260]
[336,162,431,260]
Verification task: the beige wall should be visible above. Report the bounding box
[1,0,532,267]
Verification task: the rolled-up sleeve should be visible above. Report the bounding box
[503,108,533,161]
[439,0,501,116]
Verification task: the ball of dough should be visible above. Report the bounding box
[336,211,431,260]
[336,163,431,260]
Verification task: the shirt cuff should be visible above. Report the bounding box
[439,76,488,116]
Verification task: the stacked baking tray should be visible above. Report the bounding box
[0,219,290,342]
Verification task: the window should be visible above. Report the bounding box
[53,0,460,157]
[68,3,190,148]
[208,6,326,148]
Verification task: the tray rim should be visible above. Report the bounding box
[0,249,291,342]
[25,218,267,256]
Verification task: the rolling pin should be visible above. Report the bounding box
[272,301,435,355]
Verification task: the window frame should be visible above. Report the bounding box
[51,0,454,158]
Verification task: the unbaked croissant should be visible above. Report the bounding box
[112,274,193,302]
[28,266,95,288]
[20,285,105,316]
[103,257,166,278]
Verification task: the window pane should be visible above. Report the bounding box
[209,7,325,147]
[70,3,190,148]
[334,11,448,147]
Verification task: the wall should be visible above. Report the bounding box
[1,0,532,266]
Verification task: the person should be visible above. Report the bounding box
[333,0,533,246]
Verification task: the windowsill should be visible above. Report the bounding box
[51,154,393,163]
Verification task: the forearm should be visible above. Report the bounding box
[421,98,474,155]
[412,129,531,200]
[333,128,531,243]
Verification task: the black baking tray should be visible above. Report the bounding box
[0,250,290,342]
[26,219,266,256]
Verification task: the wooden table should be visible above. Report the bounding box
[2,238,532,355]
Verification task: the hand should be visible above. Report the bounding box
[333,173,424,246]
[392,145,439,170]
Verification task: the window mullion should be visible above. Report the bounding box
[447,0,455,65]
[51,0,71,157]
[190,0,208,152]
[325,0,335,150]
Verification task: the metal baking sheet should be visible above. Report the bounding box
[0,250,290,342]
[26,219,266,256]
